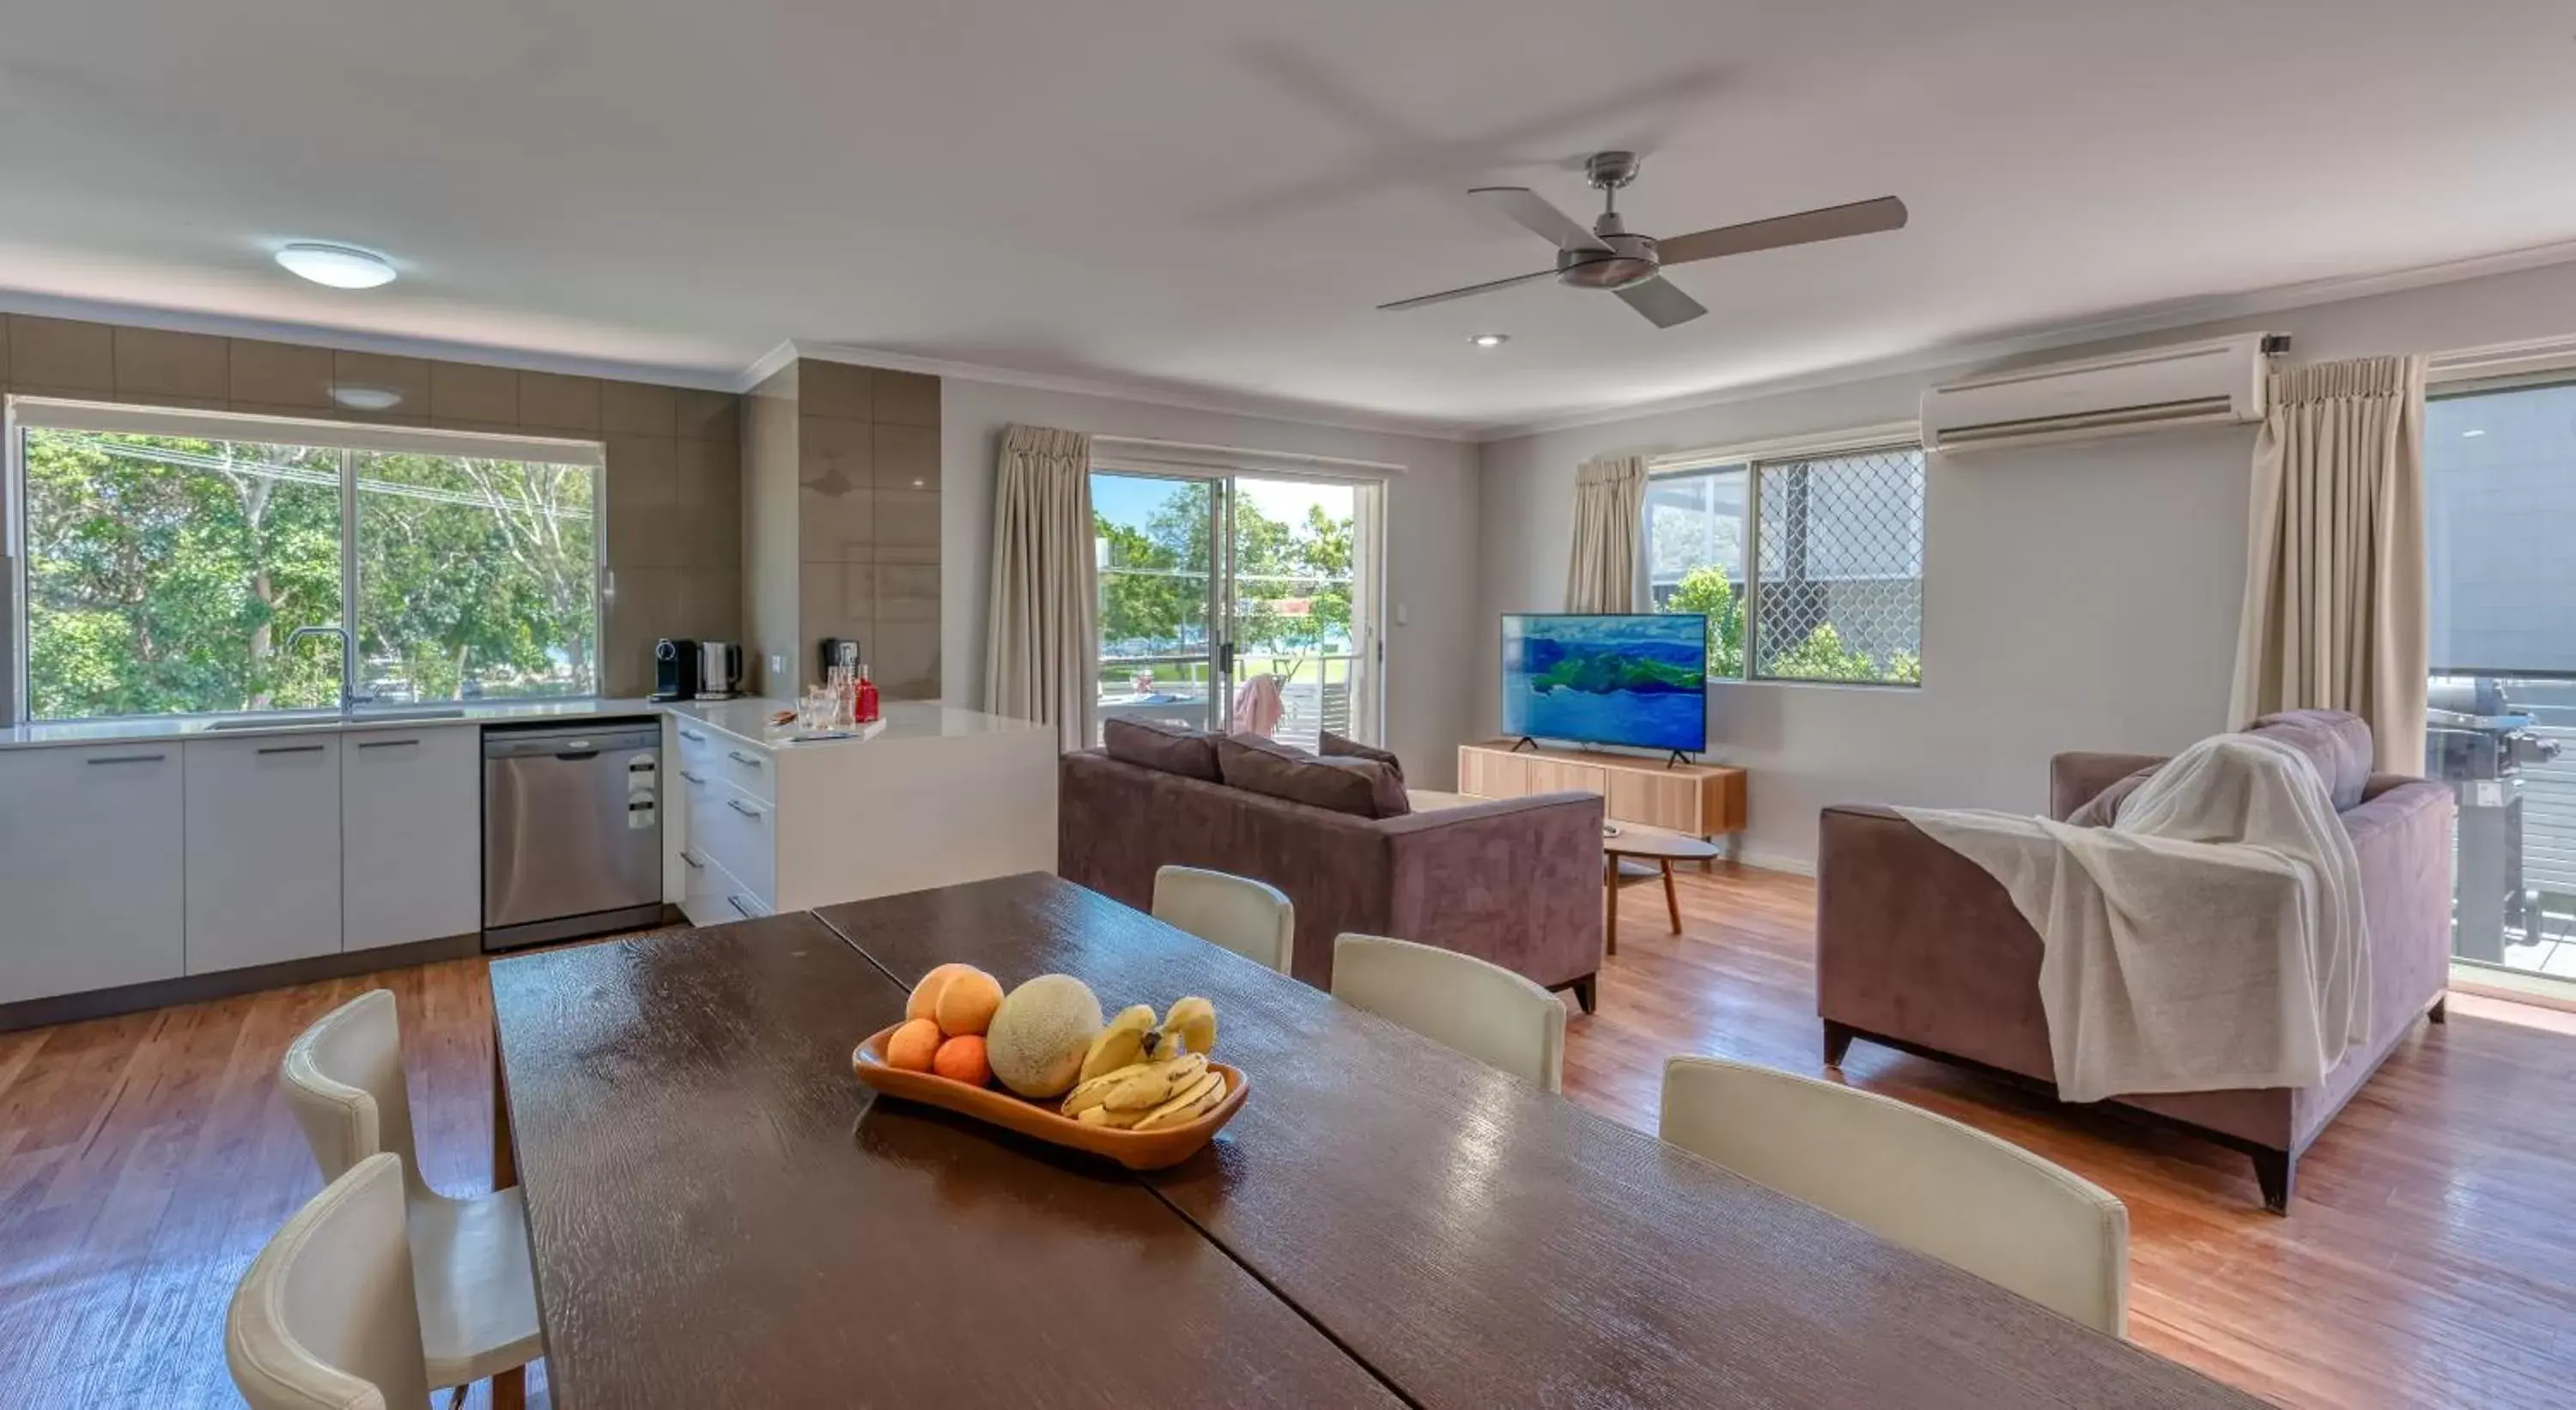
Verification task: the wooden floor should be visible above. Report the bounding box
[5,869,2574,1407]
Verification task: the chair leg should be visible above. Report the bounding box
[1660,860,1680,934]
[1569,975,1597,1015]
[492,1367,527,1410]
[2251,1149,2295,1214]
[1603,854,1619,957]
[1822,1019,1856,1067]
[2428,994,2449,1024]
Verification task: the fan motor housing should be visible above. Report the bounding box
[1558,233,1660,291]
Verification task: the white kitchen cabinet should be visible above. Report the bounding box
[0,745,186,1005]
[184,736,343,974]
[342,726,481,951]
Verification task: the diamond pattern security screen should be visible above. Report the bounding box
[1752,446,1923,684]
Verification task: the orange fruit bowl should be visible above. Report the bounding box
[850,1022,1250,1171]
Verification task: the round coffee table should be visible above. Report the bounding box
[1602,824,1722,955]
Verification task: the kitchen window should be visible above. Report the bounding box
[1644,438,1924,685]
[6,399,604,721]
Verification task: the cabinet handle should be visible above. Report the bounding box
[727,895,759,919]
[86,753,167,765]
[678,769,707,784]
[679,850,704,870]
[356,738,420,750]
[726,749,762,768]
[726,798,764,820]
[258,744,328,756]
[679,728,705,742]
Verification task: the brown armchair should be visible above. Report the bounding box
[1815,712,2453,1212]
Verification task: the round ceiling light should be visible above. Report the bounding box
[1468,332,1510,349]
[276,242,397,289]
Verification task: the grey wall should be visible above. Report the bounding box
[0,313,739,704]
[939,379,1483,789]
[1477,259,2576,870]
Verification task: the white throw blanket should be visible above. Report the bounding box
[1897,734,2370,1103]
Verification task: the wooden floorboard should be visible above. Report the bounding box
[3,869,2573,1407]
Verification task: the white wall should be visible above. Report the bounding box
[941,380,1483,788]
[1478,259,2576,871]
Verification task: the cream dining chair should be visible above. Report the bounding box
[228,1152,434,1410]
[1153,865,1297,974]
[1659,1054,2129,1335]
[281,989,541,1407]
[1331,933,1566,1093]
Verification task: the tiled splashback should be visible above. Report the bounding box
[0,313,742,701]
[795,359,942,701]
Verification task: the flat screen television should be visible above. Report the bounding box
[1500,613,1709,754]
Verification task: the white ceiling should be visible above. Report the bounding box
[3,1,2572,436]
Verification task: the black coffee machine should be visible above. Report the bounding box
[651,638,700,701]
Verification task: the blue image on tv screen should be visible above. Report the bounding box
[1501,614,1709,753]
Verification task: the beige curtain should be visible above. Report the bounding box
[1564,453,1648,612]
[983,425,1096,751]
[2227,355,2428,774]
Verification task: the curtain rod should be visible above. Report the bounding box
[1087,434,1407,475]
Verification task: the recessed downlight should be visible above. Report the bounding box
[1468,332,1510,349]
[276,242,397,289]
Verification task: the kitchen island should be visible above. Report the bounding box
[0,696,1056,1028]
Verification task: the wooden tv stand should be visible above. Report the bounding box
[1456,740,1747,843]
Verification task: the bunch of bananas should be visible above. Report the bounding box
[1060,996,1226,1131]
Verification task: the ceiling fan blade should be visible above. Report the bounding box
[1470,186,1609,252]
[1614,275,1707,329]
[1657,196,1909,266]
[1377,267,1560,313]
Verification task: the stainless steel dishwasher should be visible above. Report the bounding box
[483,720,664,951]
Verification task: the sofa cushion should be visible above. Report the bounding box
[2064,768,2157,828]
[1319,731,1405,781]
[1214,733,1410,818]
[2249,709,2372,811]
[1103,717,1220,781]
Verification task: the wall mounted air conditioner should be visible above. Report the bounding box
[1920,333,2281,453]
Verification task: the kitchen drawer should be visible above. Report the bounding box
[672,722,773,804]
[714,737,775,803]
[679,846,769,927]
[690,779,775,906]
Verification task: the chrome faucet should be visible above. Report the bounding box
[284,624,371,711]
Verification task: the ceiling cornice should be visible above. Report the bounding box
[781,341,1479,444]
[1461,234,2576,441]
[21,229,2576,444]
[0,289,744,392]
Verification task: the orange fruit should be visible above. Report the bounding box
[906,963,978,1023]
[933,1034,992,1086]
[884,1017,942,1072]
[933,968,1005,1036]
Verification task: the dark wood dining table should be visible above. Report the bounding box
[493,872,2262,1408]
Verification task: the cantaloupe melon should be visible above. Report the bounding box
[984,974,1104,1098]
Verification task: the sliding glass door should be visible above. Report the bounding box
[1093,471,1224,733]
[2425,376,2576,995]
[1091,466,1381,748]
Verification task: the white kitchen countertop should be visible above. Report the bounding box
[0,696,1048,752]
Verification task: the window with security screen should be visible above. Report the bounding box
[1644,441,1923,686]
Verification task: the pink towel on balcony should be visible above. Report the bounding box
[1231,674,1285,738]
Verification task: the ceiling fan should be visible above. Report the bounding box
[1379,151,1908,329]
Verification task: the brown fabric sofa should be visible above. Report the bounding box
[1816,711,2453,1212]
[1060,748,1606,1006]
